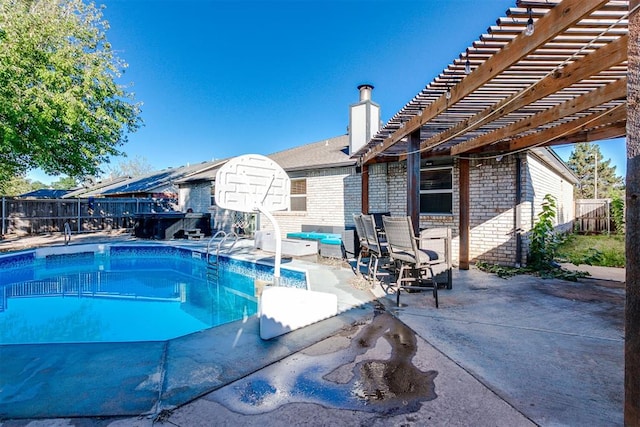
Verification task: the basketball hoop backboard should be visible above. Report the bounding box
[215,154,290,213]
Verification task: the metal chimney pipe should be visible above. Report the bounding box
[358,84,374,102]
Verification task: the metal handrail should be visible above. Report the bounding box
[205,230,239,265]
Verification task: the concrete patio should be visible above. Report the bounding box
[0,232,625,426]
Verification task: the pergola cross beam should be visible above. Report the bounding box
[408,34,627,160]
[450,76,627,155]
[506,102,626,151]
[361,0,611,165]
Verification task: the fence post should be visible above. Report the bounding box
[77,198,81,233]
[607,199,611,235]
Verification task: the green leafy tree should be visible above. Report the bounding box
[51,176,78,190]
[2,176,46,196]
[105,156,155,178]
[566,143,624,199]
[0,0,142,193]
[611,196,625,235]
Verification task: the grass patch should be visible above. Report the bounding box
[556,234,625,268]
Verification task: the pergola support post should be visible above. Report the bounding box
[361,164,369,214]
[515,155,523,267]
[407,130,420,235]
[626,0,640,424]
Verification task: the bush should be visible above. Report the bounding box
[611,197,625,235]
[528,194,562,269]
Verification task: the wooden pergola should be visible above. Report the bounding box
[353,0,628,268]
[352,0,640,421]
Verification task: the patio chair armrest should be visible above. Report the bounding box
[420,227,453,289]
[419,227,452,269]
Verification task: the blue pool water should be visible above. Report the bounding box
[0,244,306,344]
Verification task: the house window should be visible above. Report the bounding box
[420,166,453,214]
[290,179,307,211]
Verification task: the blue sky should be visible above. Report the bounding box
[29,0,627,184]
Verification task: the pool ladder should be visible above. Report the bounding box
[205,230,239,283]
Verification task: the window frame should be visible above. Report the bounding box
[289,178,307,212]
[419,165,453,215]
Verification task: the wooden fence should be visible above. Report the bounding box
[574,199,612,234]
[1,197,175,236]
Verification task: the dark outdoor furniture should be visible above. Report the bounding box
[361,214,390,284]
[382,215,448,308]
[352,213,370,277]
[420,227,453,289]
[134,212,211,240]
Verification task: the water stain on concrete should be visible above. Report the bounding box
[341,307,438,414]
[208,305,438,416]
[535,279,624,305]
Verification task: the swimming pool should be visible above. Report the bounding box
[0,244,308,344]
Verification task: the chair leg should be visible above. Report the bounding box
[355,251,364,276]
[369,253,379,284]
[371,254,389,287]
[433,282,439,308]
[395,263,407,306]
[364,253,374,281]
[428,267,439,308]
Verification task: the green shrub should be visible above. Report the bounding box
[476,194,624,281]
[611,197,625,235]
[528,194,562,269]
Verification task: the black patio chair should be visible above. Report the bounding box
[352,213,370,277]
[381,215,446,308]
[361,214,390,285]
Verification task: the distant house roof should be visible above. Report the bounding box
[267,135,354,172]
[173,136,355,185]
[63,161,224,198]
[18,189,71,199]
[63,176,131,198]
[173,159,229,185]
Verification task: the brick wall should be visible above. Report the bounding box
[369,163,393,213]
[376,154,574,267]
[524,153,575,228]
[520,152,576,263]
[263,166,360,236]
[179,150,574,267]
[468,156,519,265]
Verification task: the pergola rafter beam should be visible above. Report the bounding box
[506,102,626,151]
[544,122,626,144]
[451,76,627,155]
[361,0,611,165]
[422,33,626,153]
